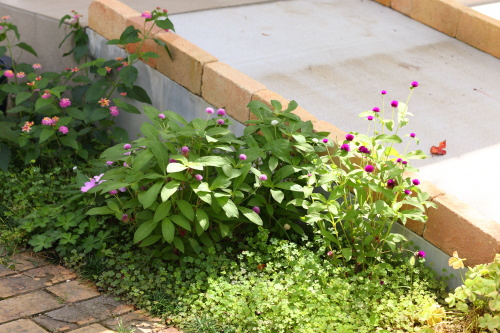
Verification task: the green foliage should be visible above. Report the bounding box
[446,254,500,332]
[66,229,446,333]
[84,100,329,258]
[0,11,175,171]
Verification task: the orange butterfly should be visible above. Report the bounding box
[430,140,446,155]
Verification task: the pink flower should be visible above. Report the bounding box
[364,165,374,173]
[109,106,119,117]
[195,174,203,181]
[158,113,165,119]
[259,174,267,181]
[217,119,225,125]
[340,144,350,152]
[239,154,247,161]
[367,116,374,121]
[322,138,329,143]
[3,70,14,78]
[41,117,53,126]
[410,133,416,138]
[32,63,42,69]
[122,214,129,222]
[372,107,380,112]
[123,143,132,150]
[411,81,419,88]
[412,179,420,186]
[42,91,51,99]
[404,189,412,195]
[141,11,152,19]
[381,90,387,95]
[345,134,354,141]
[106,161,114,166]
[391,100,399,108]
[252,206,260,214]
[181,146,189,153]
[416,250,426,258]
[16,72,25,79]
[206,107,214,114]
[119,187,127,192]
[387,179,395,189]
[58,126,69,134]
[98,98,110,107]
[22,121,34,132]
[217,108,226,116]
[59,98,71,108]
[120,92,127,96]
[109,190,118,195]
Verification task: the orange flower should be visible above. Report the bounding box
[98,98,110,107]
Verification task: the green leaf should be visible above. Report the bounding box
[342,248,352,261]
[86,207,114,215]
[375,134,402,144]
[134,219,159,243]
[162,110,188,125]
[139,235,162,247]
[119,66,138,89]
[210,176,231,191]
[39,128,54,144]
[171,215,192,231]
[271,189,285,203]
[274,165,300,183]
[161,181,180,202]
[269,156,279,172]
[195,156,230,167]
[15,42,38,57]
[154,201,172,222]
[219,223,230,237]
[15,91,32,105]
[216,196,239,218]
[196,209,209,230]
[0,143,11,171]
[115,100,141,114]
[173,237,185,253]
[199,233,214,248]
[118,25,142,44]
[85,79,109,103]
[162,217,175,243]
[238,206,263,226]
[176,200,194,221]
[35,97,53,112]
[138,181,163,209]
[149,140,170,172]
[166,162,187,173]
[155,18,175,31]
[275,182,303,191]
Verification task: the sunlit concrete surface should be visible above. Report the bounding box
[471,2,500,20]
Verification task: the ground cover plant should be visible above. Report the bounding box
[1,9,495,333]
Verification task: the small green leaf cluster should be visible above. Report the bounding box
[0,12,174,171]
[446,254,500,332]
[67,229,446,333]
[86,100,330,258]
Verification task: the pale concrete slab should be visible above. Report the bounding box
[169,0,500,223]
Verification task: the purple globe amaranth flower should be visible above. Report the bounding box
[259,174,268,181]
[106,161,114,166]
[387,179,395,189]
[381,90,387,95]
[109,190,118,195]
[327,251,334,257]
[412,179,420,186]
[58,126,69,134]
[252,206,261,214]
[416,250,426,258]
[123,143,132,150]
[340,144,350,152]
[372,107,380,112]
[239,154,247,161]
[119,187,127,192]
[410,133,416,138]
[122,214,129,222]
[364,165,375,173]
[404,189,412,195]
[391,100,399,108]
[367,116,374,121]
[206,107,214,114]
[402,161,408,165]
[411,81,419,88]
[195,174,203,181]
[345,134,355,141]
[397,158,403,163]
[322,138,329,143]
[217,119,225,125]
[358,146,370,154]
[158,113,165,119]
[217,108,226,116]
[181,146,190,153]
[169,158,177,163]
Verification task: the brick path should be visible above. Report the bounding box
[0,250,182,333]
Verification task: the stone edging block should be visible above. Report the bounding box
[372,0,500,58]
[88,0,139,41]
[202,62,266,123]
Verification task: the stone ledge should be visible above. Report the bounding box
[88,0,139,41]
[456,7,500,58]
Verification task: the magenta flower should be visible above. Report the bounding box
[397,158,403,163]
[404,189,412,195]
[169,158,177,163]
[58,126,69,134]
[416,250,426,258]
[119,187,127,192]
[358,146,370,154]
[381,90,387,95]
[141,11,152,19]
[391,100,399,108]
[195,174,203,181]
[327,251,333,257]
[322,138,329,143]
[158,113,165,119]
[412,179,420,186]
[16,72,25,79]
[109,190,118,195]
[340,144,350,152]
[3,70,14,78]
[32,63,42,69]
[410,133,416,138]
[106,161,114,166]
[59,98,71,108]
[217,119,225,125]
[239,154,247,161]
[372,107,380,112]
[123,143,132,150]
[402,161,408,165]
[411,81,419,88]
[387,179,395,188]
[259,174,268,181]
[42,92,51,99]
[367,116,374,121]
[217,108,226,116]
[364,165,374,173]
[206,107,214,114]
[109,106,119,117]
[345,134,354,141]
[81,179,97,193]
[41,117,53,126]
[122,214,129,222]
[252,206,260,214]
[181,146,190,153]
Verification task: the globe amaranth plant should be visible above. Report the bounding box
[82,100,332,259]
[297,82,437,268]
[0,9,174,171]
[446,253,500,332]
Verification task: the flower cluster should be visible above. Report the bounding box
[81,174,106,193]
[41,116,59,126]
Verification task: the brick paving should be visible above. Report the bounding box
[0,250,182,333]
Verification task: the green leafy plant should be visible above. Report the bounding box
[0,10,174,171]
[446,253,500,332]
[84,101,330,259]
[296,83,437,268]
